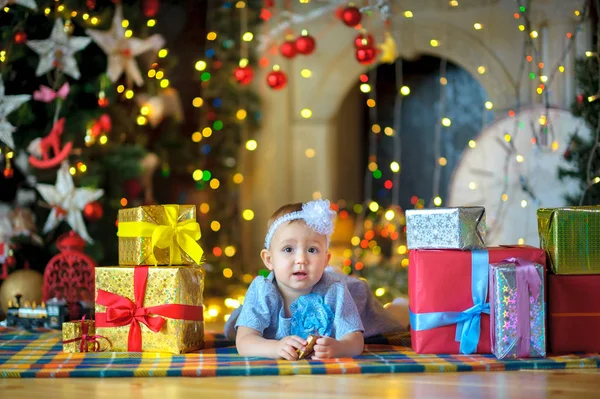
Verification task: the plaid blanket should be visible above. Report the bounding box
[1,328,598,378]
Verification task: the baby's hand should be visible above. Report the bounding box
[275,335,306,360]
[311,336,342,359]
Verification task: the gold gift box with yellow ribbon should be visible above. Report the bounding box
[117,204,204,266]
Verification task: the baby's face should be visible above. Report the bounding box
[267,221,329,294]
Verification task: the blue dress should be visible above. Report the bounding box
[229,267,404,340]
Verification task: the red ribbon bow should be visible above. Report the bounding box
[33,82,70,103]
[62,316,111,353]
[95,266,203,352]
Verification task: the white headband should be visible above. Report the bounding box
[264,199,336,249]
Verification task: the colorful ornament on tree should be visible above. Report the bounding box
[0,0,37,11]
[97,90,109,107]
[136,87,183,127]
[295,30,316,55]
[341,5,362,27]
[140,152,160,204]
[123,178,143,199]
[356,45,377,65]
[143,0,160,17]
[26,19,91,80]
[0,74,31,149]
[27,118,73,169]
[13,31,27,45]
[577,94,584,104]
[42,231,97,318]
[33,82,69,103]
[35,163,104,243]
[88,114,112,143]
[83,201,103,221]
[86,0,96,10]
[86,5,165,86]
[280,40,297,59]
[266,65,287,90]
[354,32,374,48]
[234,65,254,85]
[379,32,397,64]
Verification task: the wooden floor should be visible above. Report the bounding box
[2,369,600,398]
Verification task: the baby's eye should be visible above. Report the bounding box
[308,247,318,253]
[283,246,293,253]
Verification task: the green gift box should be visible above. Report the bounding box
[537,206,600,275]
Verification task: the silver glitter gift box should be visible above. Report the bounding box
[489,260,546,359]
[405,207,486,250]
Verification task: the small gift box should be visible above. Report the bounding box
[62,318,109,353]
[489,258,546,359]
[95,265,204,354]
[117,204,204,266]
[537,206,600,275]
[406,207,486,250]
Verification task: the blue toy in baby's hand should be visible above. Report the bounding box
[290,293,334,339]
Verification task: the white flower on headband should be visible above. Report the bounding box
[264,199,337,249]
[301,199,336,237]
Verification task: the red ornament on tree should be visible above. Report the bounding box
[3,166,13,178]
[577,94,584,104]
[341,6,362,27]
[266,67,287,90]
[234,65,254,85]
[5,255,16,268]
[42,231,96,318]
[123,178,143,199]
[83,201,103,222]
[13,31,27,45]
[356,46,377,65]
[143,0,160,18]
[295,31,316,55]
[354,33,374,48]
[280,40,297,59]
[86,0,96,10]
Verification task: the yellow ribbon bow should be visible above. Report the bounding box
[117,205,204,266]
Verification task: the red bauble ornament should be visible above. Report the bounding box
[280,40,297,58]
[13,31,27,45]
[234,65,254,85]
[5,255,16,268]
[123,178,143,199]
[266,69,287,90]
[42,231,96,317]
[86,0,96,10]
[577,94,584,104]
[341,6,362,27]
[98,97,109,108]
[3,167,13,178]
[295,33,316,55]
[83,201,103,222]
[356,45,376,65]
[143,0,160,18]
[354,33,374,48]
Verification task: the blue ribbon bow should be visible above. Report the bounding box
[409,250,490,354]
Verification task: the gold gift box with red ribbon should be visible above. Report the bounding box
[117,204,204,266]
[94,265,204,354]
[62,319,97,353]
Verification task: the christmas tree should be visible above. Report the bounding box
[559,54,600,206]
[0,0,262,303]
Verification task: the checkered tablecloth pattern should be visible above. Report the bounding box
[1,328,598,378]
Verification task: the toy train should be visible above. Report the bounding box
[5,294,93,330]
